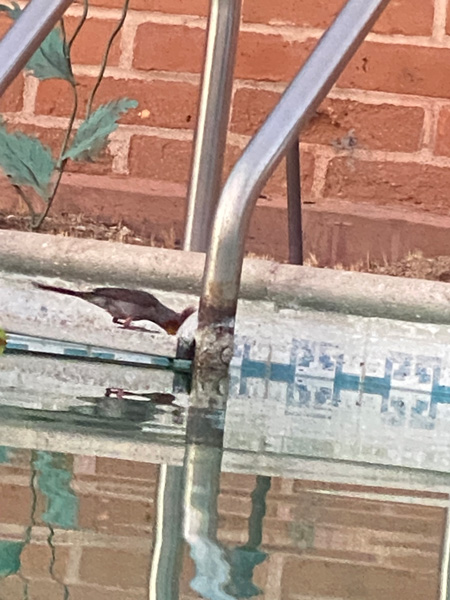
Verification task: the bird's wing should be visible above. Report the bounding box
[93,287,162,308]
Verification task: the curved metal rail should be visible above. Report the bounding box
[194,0,392,387]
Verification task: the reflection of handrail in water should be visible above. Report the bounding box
[183,443,236,600]
[194,0,392,387]
[224,476,271,598]
[182,414,271,600]
[149,465,184,600]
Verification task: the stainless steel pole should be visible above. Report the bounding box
[286,140,303,265]
[194,0,392,378]
[0,0,74,97]
[183,0,242,253]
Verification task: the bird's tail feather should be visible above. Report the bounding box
[33,282,87,298]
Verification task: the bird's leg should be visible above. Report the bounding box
[122,316,134,329]
[117,316,161,334]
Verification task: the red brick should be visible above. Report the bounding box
[133,23,206,73]
[281,557,438,599]
[79,493,153,534]
[339,42,450,99]
[292,479,448,500]
[374,0,434,36]
[446,1,450,35]
[28,579,70,600]
[36,76,199,129]
[0,13,120,67]
[95,457,158,480]
[76,0,208,13]
[0,484,32,525]
[0,574,27,598]
[324,157,450,214]
[235,32,317,82]
[312,507,443,537]
[79,547,150,588]
[389,551,441,572]
[0,11,13,36]
[129,132,312,197]
[230,87,280,136]
[435,106,450,156]
[232,88,425,152]
[63,16,121,66]
[20,543,69,580]
[70,585,147,600]
[243,0,345,28]
[0,74,24,113]
[35,79,84,118]
[298,148,315,196]
[218,493,252,517]
[243,0,434,36]
[129,135,193,183]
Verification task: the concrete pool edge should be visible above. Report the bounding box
[1,228,450,325]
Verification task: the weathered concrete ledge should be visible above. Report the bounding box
[1,229,450,325]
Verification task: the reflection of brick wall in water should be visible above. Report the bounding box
[216,475,445,600]
[0,451,156,600]
[0,451,445,599]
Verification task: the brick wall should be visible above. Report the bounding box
[1,0,450,258]
[0,451,444,599]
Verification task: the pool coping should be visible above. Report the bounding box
[1,228,450,325]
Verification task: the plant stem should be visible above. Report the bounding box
[32,14,85,230]
[12,183,36,221]
[32,80,78,230]
[68,0,89,52]
[86,0,130,118]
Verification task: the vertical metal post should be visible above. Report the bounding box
[0,0,74,96]
[183,0,242,253]
[286,140,303,265]
[193,0,392,385]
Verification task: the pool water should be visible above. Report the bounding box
[0,444,445,600]
[1,337,450,600]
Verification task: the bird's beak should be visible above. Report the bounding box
[164,321,179,335]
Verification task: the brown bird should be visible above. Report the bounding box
[34,283,195,335]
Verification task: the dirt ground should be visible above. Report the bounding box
[0,211,181,249]
[2,210,450,282]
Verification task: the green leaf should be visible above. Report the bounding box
[0,3,73,81]
[64,99,138,162]
[0,2,22,19]
[0,540,23,577]
[27,26,73,82]
[0,124,55,197]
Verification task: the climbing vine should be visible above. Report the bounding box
[0,0,136,229]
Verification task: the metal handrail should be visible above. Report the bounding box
[194,0,392,378]
[0,0,74,97]
[183,0,241,253]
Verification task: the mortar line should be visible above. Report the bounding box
[433,0,448,42]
